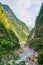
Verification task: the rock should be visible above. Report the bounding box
[18,48,24,53]
[26,56,31,62]
[20,50,24,53]
[26,54,38,62]
[33,52,38,58]
[34,58,37,61]
[30,56,35,61]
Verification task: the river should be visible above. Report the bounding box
[16,43,37,65]
[2,43,37,65]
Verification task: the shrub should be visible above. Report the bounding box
[1,39,14,50]
[38,50,43,64]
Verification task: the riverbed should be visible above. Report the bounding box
[16,43,37,65]
[2,43,37,65]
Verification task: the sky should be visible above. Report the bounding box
[0,0,43,30]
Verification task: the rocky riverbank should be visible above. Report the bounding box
[16,43,38,65]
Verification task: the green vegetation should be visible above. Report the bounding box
[0,61,26,65]
[27,28,35,43]
[0,3,28,65]
[29,38,43,51]
[1,3,29,42]
[13,61,26,65]
[0,4,20,62]
[38,50,43,65]
[30,3,43,51]
[27,3,43,65]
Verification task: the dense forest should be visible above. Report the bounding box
[0,3,29,42]
[27,3,43,65]
[0,3,29,65]
[0,2,43,65]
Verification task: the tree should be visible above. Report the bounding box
[38,50,43,64]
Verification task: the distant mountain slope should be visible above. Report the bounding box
[0,3,29,42]
[3,4,18,20]
[27,28,35,43]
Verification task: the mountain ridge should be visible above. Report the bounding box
[0,3,29,42]
[27,3,43,51]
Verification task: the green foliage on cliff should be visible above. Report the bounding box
[38,50,43,65]
[27,3,43,51]
[0,5,20,61]
[0,3,29,64]
[34,3,43,51]
[0,3,29,42]
[0,61,26,65]
[27,3,43,65]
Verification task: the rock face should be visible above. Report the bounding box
[26,52,38,62]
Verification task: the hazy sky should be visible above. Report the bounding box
[0,0,43,30]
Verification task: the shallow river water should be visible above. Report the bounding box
[16,43,37,65]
